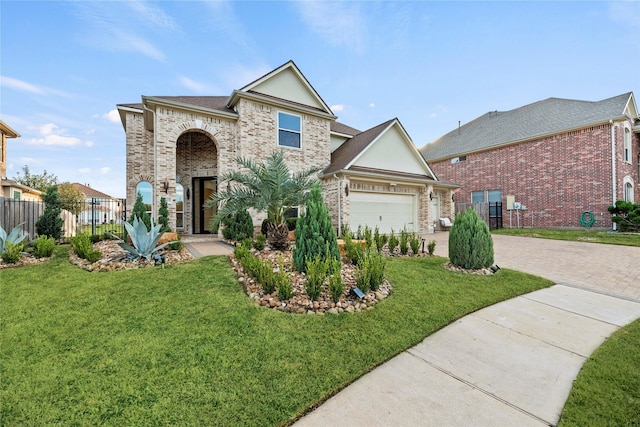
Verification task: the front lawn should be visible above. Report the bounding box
[559,318,640,426]
[1,245,551,426]
[493,227,640,247]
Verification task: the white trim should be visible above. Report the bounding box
[624,124,632,163]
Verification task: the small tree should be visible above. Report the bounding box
[608,200,640,232]
[448,208,494,270]
[36,185,64,239]
[58,182,85,216]
[158,197,171,232]
[293,184,340,273]
[131,191,151,231]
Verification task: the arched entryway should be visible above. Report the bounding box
[176,131,218,234]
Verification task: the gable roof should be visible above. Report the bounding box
[421,92,636,161]
[70,182,115,199]
[322,118,440,183]
[226,60,336,119]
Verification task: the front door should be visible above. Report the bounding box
[193,177,216,234]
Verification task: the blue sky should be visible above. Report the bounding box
[1,1,639,198]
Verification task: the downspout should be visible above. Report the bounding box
[610,120,617,231]
[334,174,341,236]
[144,104,158,219]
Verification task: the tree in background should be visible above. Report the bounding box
[13,165,58,193]
[131,191,152,231]
[293,183,340,273]
[36,185,64,239]
[57,182,85,216]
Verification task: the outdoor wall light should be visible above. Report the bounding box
[163,178,169,193]
[344,183,349,196]
[429,191,433,201]
[186,188,190,200]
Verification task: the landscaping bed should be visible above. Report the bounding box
[231,246,393,314]
[68,239,193,272]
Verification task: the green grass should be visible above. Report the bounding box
[1,245,552,426]
[493,227,640,247]
[559,318,640,426]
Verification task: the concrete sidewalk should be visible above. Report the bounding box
[295,234,640,426]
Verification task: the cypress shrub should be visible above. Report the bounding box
[131,191,151,231]
[36,185,64,240]
[230,209,254,240]
[293,184,340,273]
[448,209,494,269]
[158,197,170,232]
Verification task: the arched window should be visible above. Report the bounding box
[176,183,184,229]
[136,181,153,217]
[623,176,634,202]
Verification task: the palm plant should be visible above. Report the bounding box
[205,151,321,249]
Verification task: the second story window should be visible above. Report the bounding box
[278,112,301,148]
[624,127,631,163]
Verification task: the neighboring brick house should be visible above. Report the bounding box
[117,61,458,236]
[420,93,640,229]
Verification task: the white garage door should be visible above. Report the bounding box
[350,192,416,234]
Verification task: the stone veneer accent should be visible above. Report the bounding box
[126,98,332,233]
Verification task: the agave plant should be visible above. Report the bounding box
[113,217,176,261]
[0,223,29,253]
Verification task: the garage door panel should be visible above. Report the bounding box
[350,192,415,233]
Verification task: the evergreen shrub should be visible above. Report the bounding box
[448,209,494,269]
[131,191,151,231]
[36,186,64,239]
[158,197,171,232]
[293,184,340,273]
[2,242,23,264]
[32,235,55,258]
[71,233,102,263]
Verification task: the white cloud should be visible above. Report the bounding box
[78,168,91,174]
[369,102,376,108]
[331,104,346,112]
[127,1,178,32]
[112,29,165,61]
[100,167,111,174]
[86,140,94,147]
[178,76,217,94]
[296,2,366,52]
[26,123,85,147]
[104,109,121,123]
[0,76,45,94]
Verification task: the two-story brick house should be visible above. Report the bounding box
[420,93,640,229]
[118,61,458,236]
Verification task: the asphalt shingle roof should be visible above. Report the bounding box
[420,92,633,161]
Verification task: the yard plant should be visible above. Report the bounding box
[449,208,494,269]
[206,150,321,249]
[293,183,340,273]
[0,247,552,426]
[36,185,64,239]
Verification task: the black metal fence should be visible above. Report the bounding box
[455,202,503,230]
[0,197,127,240]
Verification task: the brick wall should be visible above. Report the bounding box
[428,122,640,228]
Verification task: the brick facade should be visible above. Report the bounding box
[428,120,639,228]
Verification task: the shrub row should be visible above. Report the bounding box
[234,245,290,298]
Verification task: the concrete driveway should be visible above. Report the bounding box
[295,233,640,426]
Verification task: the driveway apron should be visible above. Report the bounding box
[295,233,640,426]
